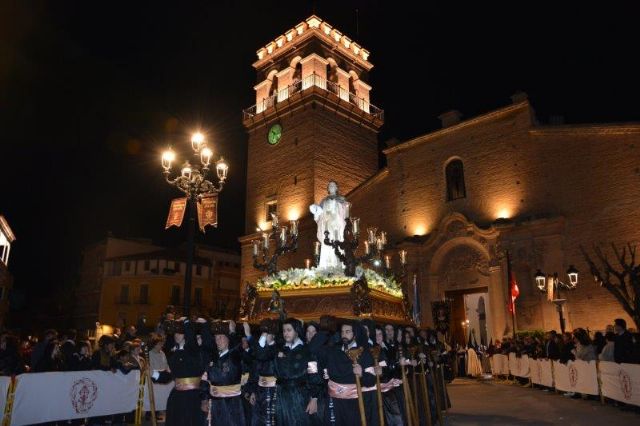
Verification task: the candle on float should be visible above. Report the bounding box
[399,249,407,265]
[351,217,360,235]
[376,237,384,251]
[271,213,279,227]
[280,226,287,243]
[364,241,370,255]
[368,227,377,244]
[252,240,259,256]
[384,255,391,269]
[334,229,340,241]
[314,241,321,256]
[380,231,387,246]
[262,232,270,249]
[305,258,311,269]
[290,220,299,237]
[344,202,351,218]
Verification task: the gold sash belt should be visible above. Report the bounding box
[258,375,277,388]
[210,383,242,398]
[175,377,201,391]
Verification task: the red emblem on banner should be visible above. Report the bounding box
[165,198,187,229]
[70,378,98,413]
[197,194,218,232]
[618,369,633,400]
[568,365,578,387]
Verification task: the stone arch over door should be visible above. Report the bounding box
[421,213,507,343]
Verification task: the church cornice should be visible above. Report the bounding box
[383,101,532,155]
[345,168,390,199]
[529,123,640,136]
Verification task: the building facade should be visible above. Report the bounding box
[239,15,640,343]
[75,236,240,331]
[0,216,16,327]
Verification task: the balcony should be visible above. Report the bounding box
[242,73,384,123]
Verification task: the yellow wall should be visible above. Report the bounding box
[99,274,237,327]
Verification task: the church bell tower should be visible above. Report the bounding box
[240,15,384,286]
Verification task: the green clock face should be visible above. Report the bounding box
[268,123,282,145]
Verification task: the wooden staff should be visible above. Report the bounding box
[430,362,444,426]
[369,346,386,426]
[143,345,158,426]
[347,347,367,426]
[438,364,449,413]
[408,346,421,425]
[418,350,433,426]
[398,347,416,426]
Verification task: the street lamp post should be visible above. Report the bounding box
[534,265,579,334]
[161,132,228,317]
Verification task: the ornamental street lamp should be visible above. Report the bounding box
[162,132,228,316]
[534,265,579,334]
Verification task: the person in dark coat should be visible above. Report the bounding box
[272,318,323,426]
[324,320,380,426]
[305,321,329,426]
[0,334,26,375]
[545,331,561,360]
[251,319,278,426]
[60,329,77,369]
[34,338,64,372]
[613,318,634,364]
[375,325,405,426]
[153,318,209,426]
[70,341,93,371]
[204,321,246,426]
[30,329,57,370]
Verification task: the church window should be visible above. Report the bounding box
[266,200,278,222]
[445,159,466,201]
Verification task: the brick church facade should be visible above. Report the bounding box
[239,16,640,342]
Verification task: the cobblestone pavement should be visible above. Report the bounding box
[445,378,639,425]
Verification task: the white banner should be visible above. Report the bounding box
[599,361,640,407]
[508,353,517,376]
[540,359,554,388]
[507,353,530,378]
[0,376,10,417]
[529,358,542,385]
[552,360,598,395]
[490,354,509,376]
[143,381,174,411]
[10,371,140,426]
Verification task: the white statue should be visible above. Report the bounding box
[309,181,349,269]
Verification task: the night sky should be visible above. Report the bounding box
[1,1,639,322]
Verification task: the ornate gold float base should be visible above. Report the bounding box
[252,286,409,323]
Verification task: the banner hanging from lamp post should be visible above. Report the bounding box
[197,194,218,232]
[165,197,187,229]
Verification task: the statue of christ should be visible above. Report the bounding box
[309,181,349,269]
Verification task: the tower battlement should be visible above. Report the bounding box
[253,15,372,70]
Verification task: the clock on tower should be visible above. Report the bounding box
[267,123,282,145]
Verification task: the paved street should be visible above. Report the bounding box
[446,378,639,425]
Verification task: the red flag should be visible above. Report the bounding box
[508,271,520,314]
[165,198,187,229]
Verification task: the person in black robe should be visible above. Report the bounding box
[324,320,380,426]
[305,321,329,426]
[375,325,406,426]
[152,317,208,426]
[251,319,279,426]
[204,321,246,426]
[273,318,323,426]
[239,334,255,426]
